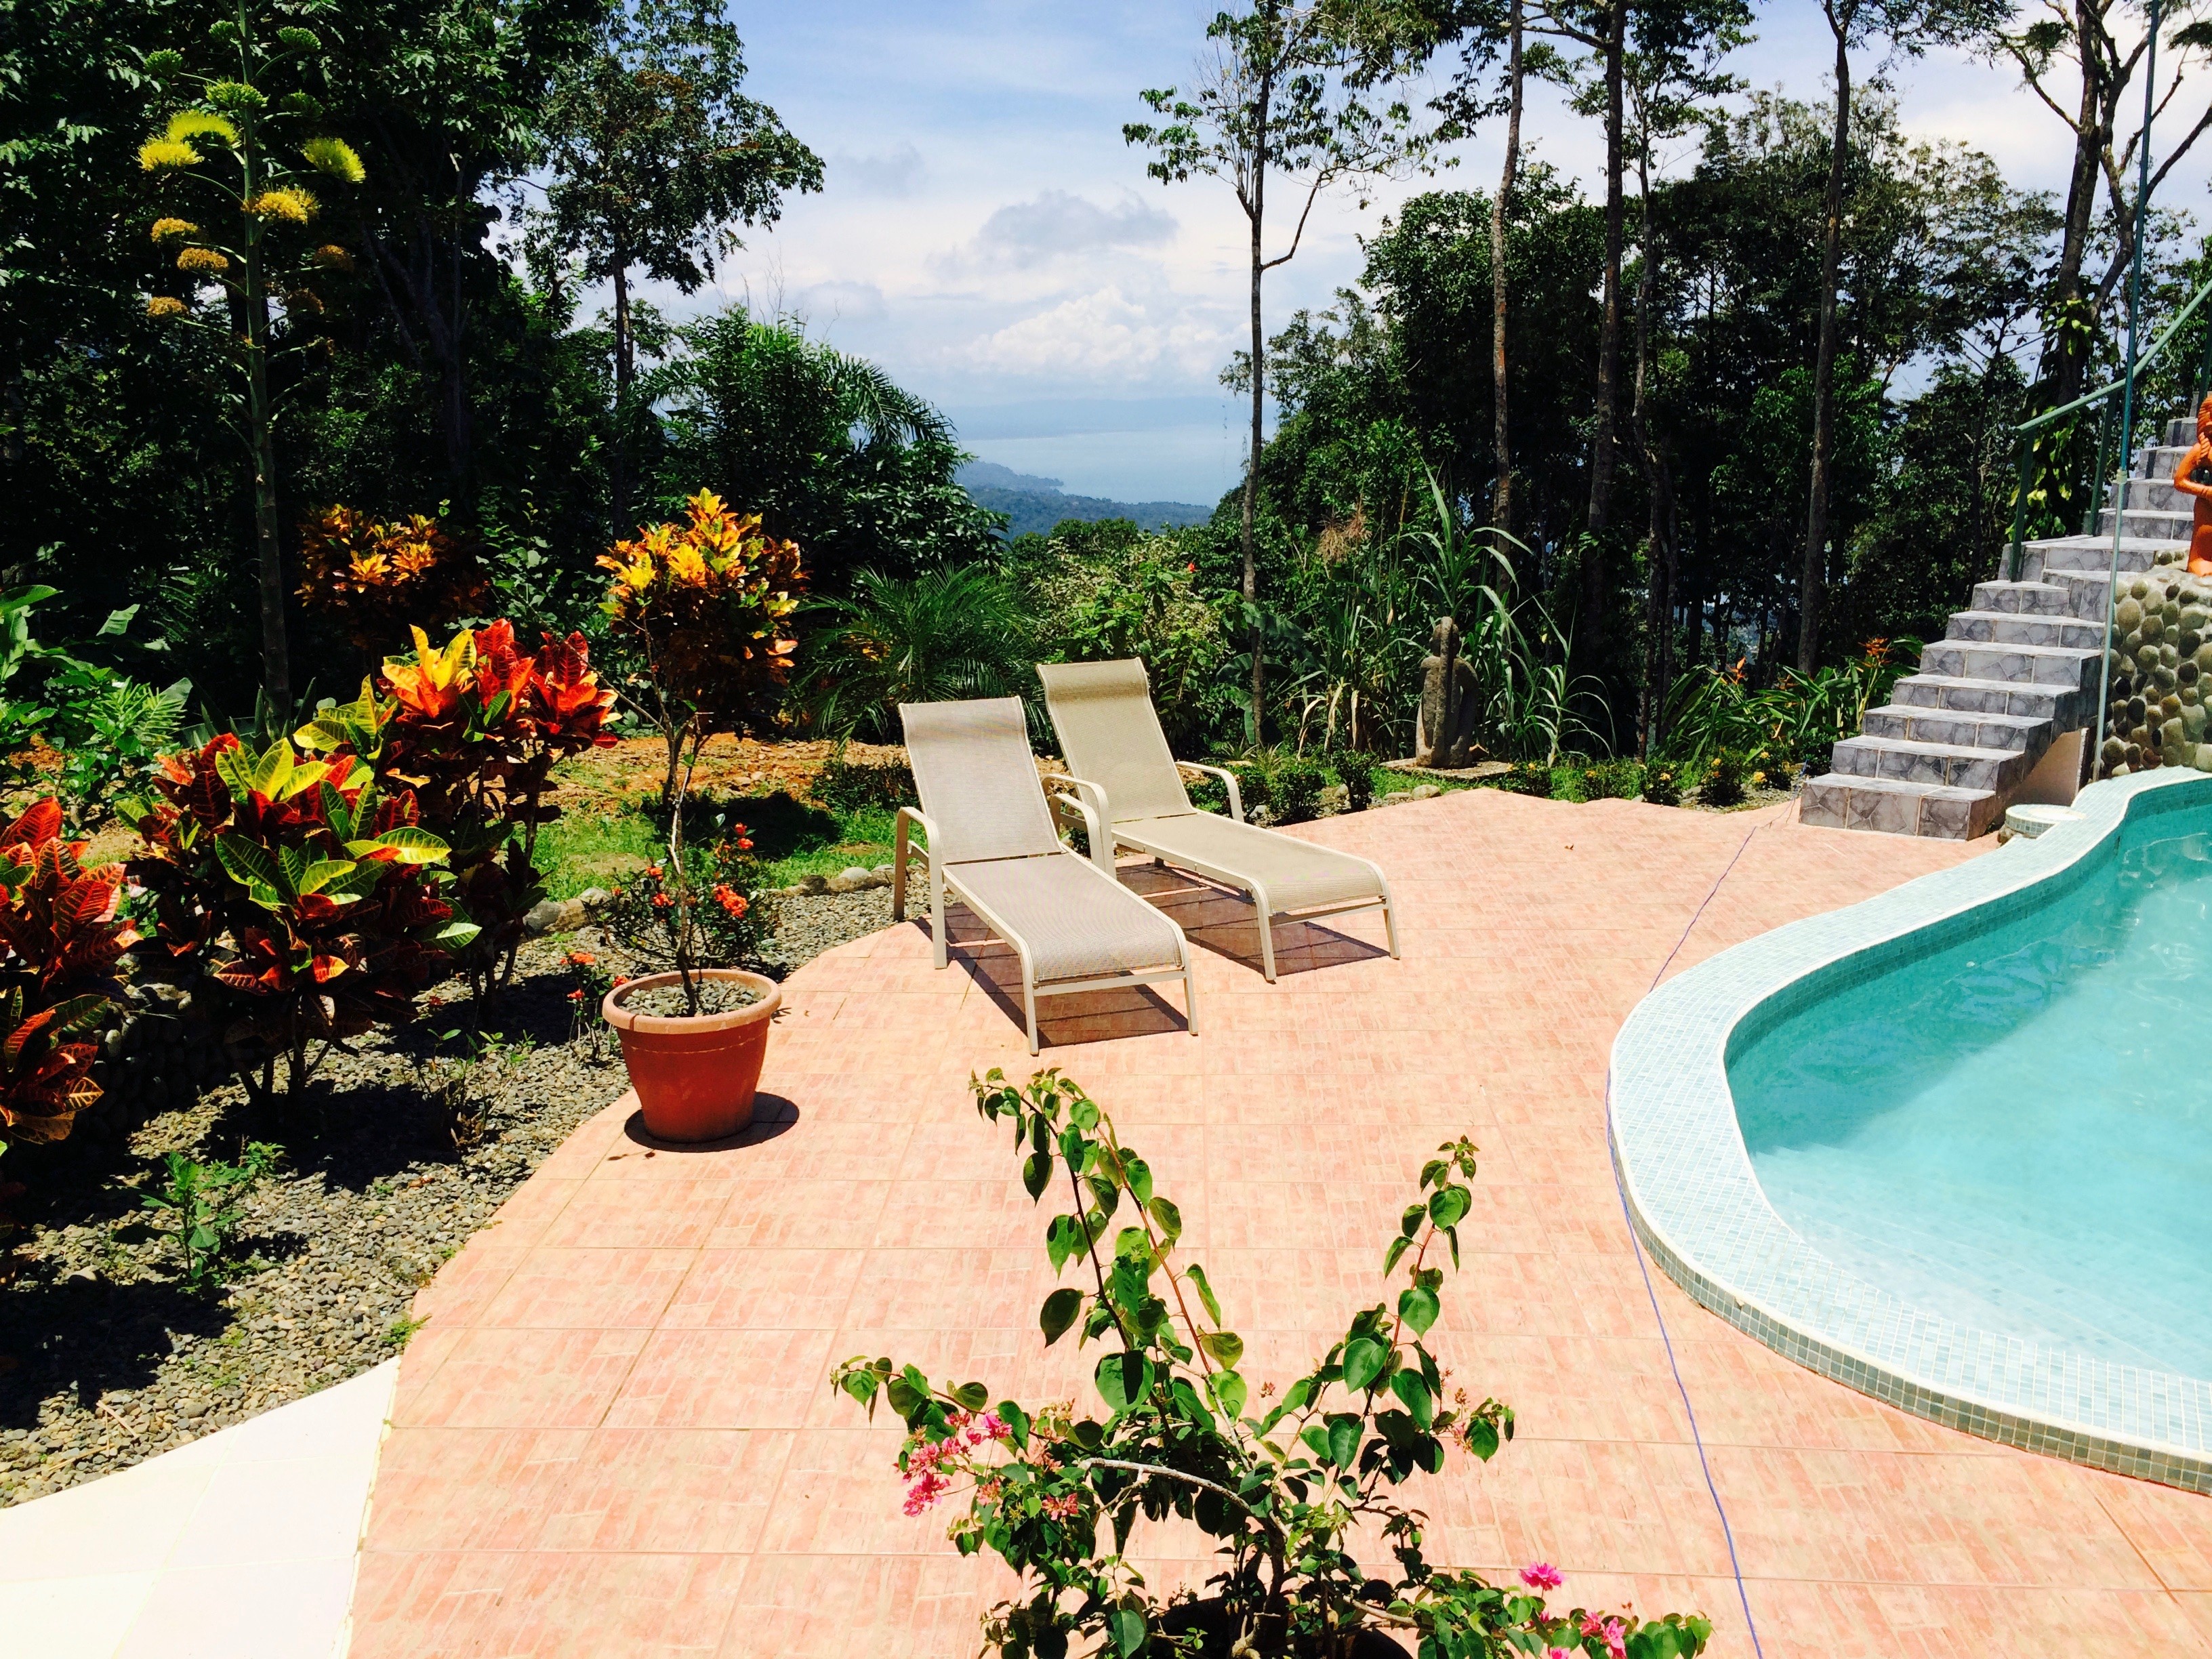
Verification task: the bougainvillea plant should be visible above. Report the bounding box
[298,621,617,1006]
[293,506,487,660]
[836,1070,1713,1659]
[121,734,471,1107]
[596,806,769,1013]
[0,800,138,1150]
[598,489,804,809]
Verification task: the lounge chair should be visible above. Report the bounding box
[1035,659,1399,982]
[893,696,1199,1053]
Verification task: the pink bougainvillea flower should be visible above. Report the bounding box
[1040,1491,1080,1521]
[1519,1563,1562,1592]
[901,1471,950,1515]
[979,1411,1011,1441]
[1602,1620,1627,1659]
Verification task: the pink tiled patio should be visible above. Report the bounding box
[347,789,2212,1656]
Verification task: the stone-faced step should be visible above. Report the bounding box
[1943,609,2106,651]
[2018,534,2173,583]
[1917,638,2100,689]
[1969,579,2072,616]
[2098,504,2194,539]
[2116,474,2190,513]
[1889,672,2083,724]
[1799,772,2001,840]
[1830,733,2032,793]
[1860,703,2049,752]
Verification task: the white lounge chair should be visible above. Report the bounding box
[893,696,1199,1053]
[1035,658,1399,982]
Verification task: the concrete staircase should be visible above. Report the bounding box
[1800,415,2195,838]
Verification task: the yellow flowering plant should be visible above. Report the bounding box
[130,5,367,715]
[598,490,805,808]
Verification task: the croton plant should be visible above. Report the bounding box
[836,1070,1712,1659]
[122,733,469,1106]
[0,800,137,1149]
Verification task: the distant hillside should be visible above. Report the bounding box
[957,462,1214,540]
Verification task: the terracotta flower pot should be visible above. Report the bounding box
[602,968,780,1143]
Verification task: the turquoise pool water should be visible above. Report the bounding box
[1731,813,2212,1380]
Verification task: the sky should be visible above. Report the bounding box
[659,1,2207,506]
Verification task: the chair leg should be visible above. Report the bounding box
[1182,949,1200,1036]
[930,869,948,970]
[1023,970,1040,1055]
[1256,900,1278,983]
[1382,895,1400,960]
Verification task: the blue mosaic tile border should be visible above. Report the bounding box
[1610,769,2212,1493]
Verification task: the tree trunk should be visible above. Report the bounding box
[1798,18,1851,674]
[2042,2,2107,406]
[241,112,290,714]
[1243,71,1272,744]
[1490,0,1524,536]
[1585,0,1626,540]
[612,257,633,539]
[1632,125,1667,758]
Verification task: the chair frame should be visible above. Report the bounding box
[1049,764,1400,983]
[892,805,1200,1054]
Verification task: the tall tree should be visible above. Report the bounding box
[1796,0,2007,674]
[1987,0,2212,407]
[1126,1,1442,739]
[532,0,821,535]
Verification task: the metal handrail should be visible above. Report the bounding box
[2005,268,2212,579]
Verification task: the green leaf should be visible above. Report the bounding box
[1464,1414,1500,1461]
[884,1373,926,1419]
[1299,1422,1332,1462]
[1108,1606,1147,1658]
[839,1372,880,1414]
[295,857,356,896]
[1022,1151,1050,1201]
[1124,1157,1153,1206]
[1389,1367,1435,1429]
[1198,1330,1244,1368]
[348,825,448,865]
[1185,1262,1221,1324]
[1397,1284,1439,1336]
[1147,1195,1181,1242]
[1094,1349,1153,1413]
[1325,1413,1361,1469]
[1211,1369,1246,1418]
[1040,1287,1082,1345]
[1343,1335,1389,1393]
[995,1399,1030,1449]
[1428,1185,1471,1229]
[950,1381,989,1412]
[1045,1214,1084,1277]
[1401,1202,1426,1239]
[1382,1235,1412,1276]
[215,834,283,905]
[434,920,481,950]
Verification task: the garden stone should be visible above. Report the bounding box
[827,865,874,893]
[1409,783,1442,800]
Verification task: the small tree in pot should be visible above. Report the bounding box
[595,493,802,1139]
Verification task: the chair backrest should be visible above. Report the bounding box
[898,697,1063,864]
[1035,658,1193,824]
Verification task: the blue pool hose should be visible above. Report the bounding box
[1605,815,1770,1659]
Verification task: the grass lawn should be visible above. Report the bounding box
[533,797,907,899]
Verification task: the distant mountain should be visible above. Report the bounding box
[957,462,1214,540]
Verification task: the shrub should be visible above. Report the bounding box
[599,490,806,808]
[796,566,1033,742]
[0,800,137,1151]
[141,1142,279,1288]
[598,808,773,1006]
[310,621,617,1004]
[1576,758,1643,800]
[1269,754,1326,824]
[122,735,471,1107]
[1498,760,1554,798]
[1697,750,1753,808]
[294,506,487,657]
[811,743,916,813]
[834,1069,1712,1659]
[1332,751,1379,813]
[1641,762,1683,807]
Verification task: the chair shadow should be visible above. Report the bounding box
[919,905,1191,1050]
[620,1093,802,1154]
[1117,863,1389,978]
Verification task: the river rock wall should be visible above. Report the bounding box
[2102,549,2212,777]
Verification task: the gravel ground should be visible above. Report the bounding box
[0,890,898,1508]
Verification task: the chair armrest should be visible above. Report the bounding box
[1176,761,1244,823]
[892,806,936,921]
[1040,774,1116,878]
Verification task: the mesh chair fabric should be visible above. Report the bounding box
[949,853,1185,983]
[1034,659,1194,823]
[1120,812,1383,913]
[898,697,1063,864]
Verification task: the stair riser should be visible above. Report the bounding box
[1944,613,2105,650]
[1918,641,2098,689]
[2020,539,2166,582]
[1859,709,2044,752]
[1889,677,2081,723]
[1969,581,2072,616]
[2098,508,2194,538]
[2118,478,2194,514]
[1799,777,2003,840]
[1830,738,2029,794]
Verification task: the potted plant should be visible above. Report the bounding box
[594,492,804,1141]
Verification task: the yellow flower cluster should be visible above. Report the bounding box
[300,136,365,185]
[247,186,317,224]
[150,217,198,242]
[138,138,199,172]
[310,243,354,271]
[176,246,230,274]
[146,296,188,319]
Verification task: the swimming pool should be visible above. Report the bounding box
[1611,769,2212,1490]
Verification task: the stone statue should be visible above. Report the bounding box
[2173,392,2212,577]
[1414,617,1486,769]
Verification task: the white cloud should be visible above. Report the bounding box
[965,286,1229,382]
[972,190,1178,266]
